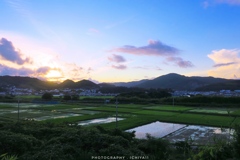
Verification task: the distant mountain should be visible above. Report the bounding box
[0,74,240,91]
[111,79,148,87]
[0,76,58,90]
[195,80,240,91]
[136,73,229,90]
[75,80,99,89]
[59,79,99,89]
[0,76,99,90]
[98,83,116,88]
[58,79,75,88]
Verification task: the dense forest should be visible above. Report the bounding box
[0,121,240,160]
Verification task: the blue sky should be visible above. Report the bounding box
[0,0,240,83]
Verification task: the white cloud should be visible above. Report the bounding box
[207,49,240,79]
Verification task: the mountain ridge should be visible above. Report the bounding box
[0,73,239,91]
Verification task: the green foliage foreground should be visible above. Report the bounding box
[0,121,240,160]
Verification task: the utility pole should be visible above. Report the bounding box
[17,98,20,121]
[172,96,174,106]
[172,91,175,106]
[115,96,118,128]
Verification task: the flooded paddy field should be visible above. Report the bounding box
[0,103,102,121]
[126,121,233,145]
[126,121,186,138]
[164,125,233,145]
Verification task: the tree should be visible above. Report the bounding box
[63,94,71,100]
[63,94,79,101]
[71,94,80,100]
[42,92,53,100]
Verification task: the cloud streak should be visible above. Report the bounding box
[213,62,237,67]
[0,64,34,76]
[0,64,63,79]
[109,40,194,68]
[108,54,126,63]
[109,40,179,56]
[111,64,127,70]
[133,66,162,70]
[36,66,51,74]
[167,57,194,68]
[0,38,31,65]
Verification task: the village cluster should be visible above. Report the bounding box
[0,86,117,97]
[1,85,240,98]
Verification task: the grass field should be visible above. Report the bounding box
[144,105,193,111]
[188,107,238,115]
[231,109,240,116]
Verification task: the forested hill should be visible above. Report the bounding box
[136,73,231,91]
[0,76,99,90]
[0,76,58,90]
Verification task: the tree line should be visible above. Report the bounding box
[0,121,240,160]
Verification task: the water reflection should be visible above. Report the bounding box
[35,113,82,121]
[126,121,186,139]
[126,121,234,145]
[78,117,124,126]
[165,125,234,144]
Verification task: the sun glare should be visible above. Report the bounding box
[45,70,63,80]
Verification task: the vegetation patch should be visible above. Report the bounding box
[202,115,234,127]
[98,115,158,130]
[145,105,193,111]
[134,110,179,117]
[232,117,240,125]
[114,104,146,108]
[80,96,114,99]
[167,114,234,127]
[85,106,141,113]
[231,109,240,116]
[188,107,236,115]
[168,114,205,125]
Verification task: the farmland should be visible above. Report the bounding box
[1,100,240,130]
[1,96,240,160]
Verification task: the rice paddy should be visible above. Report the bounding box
[0,102,240,129]
[1,101,240,145]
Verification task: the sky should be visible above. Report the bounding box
[0,0,240,83]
